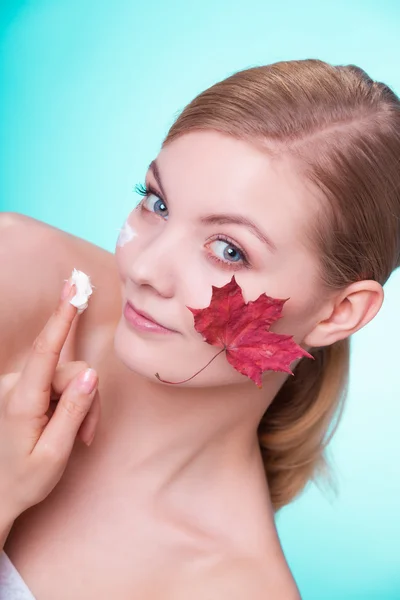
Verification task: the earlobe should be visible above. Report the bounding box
[304,280,384,348]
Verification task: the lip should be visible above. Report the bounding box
[123,301,176,334]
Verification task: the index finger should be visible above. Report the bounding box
[19,281,78,406]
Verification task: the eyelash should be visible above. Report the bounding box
[135,182,154,198]
[134,182,251,270]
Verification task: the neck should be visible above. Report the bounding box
[96,334,287,492]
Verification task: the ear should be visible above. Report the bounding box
[304,280,384,348]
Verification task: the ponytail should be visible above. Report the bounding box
[258,339,350,511]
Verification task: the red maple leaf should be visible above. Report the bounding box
[156,276,313,388]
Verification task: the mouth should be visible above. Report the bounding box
[123,301,177,334]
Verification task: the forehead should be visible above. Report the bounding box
[156,131,320,248]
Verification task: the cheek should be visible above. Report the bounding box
[275,287,324,343]
[239,272,321,342]
[265,258,323,340]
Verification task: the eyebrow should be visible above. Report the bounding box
[148,160,277,252]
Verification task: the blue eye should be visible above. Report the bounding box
[209,239,243,263]
[135,183,169,220]
[205,236,250,270]
[144,193,169,219]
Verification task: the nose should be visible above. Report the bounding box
[127,226,183,298]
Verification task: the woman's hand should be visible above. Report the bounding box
[0,280,100,526]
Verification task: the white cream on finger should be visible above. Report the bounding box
[68,268,93,314]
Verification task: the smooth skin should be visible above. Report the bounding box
[0,213,298,599]
[0,131,383,599]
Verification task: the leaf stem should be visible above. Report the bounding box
[155,347,226,384]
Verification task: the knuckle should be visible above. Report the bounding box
[0,372,18,395]
[53,305,64,320]
[32,336,50,356]
[40,442,65,466]
[62,397,88,420]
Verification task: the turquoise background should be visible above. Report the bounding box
[1,1,400,597]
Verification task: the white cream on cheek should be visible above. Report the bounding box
[117,220,137,247]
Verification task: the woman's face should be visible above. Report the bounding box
[114,131,328,387]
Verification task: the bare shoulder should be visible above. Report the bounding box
[0,211,115,271]
[0,212,120,371]
[187,554,301,600]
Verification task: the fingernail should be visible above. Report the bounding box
[85,431,96,447]
[61,279,72,300]
[77,368,97,394]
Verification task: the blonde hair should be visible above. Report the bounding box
[163,59,400,511]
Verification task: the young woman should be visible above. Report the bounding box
[1,58,399,600]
